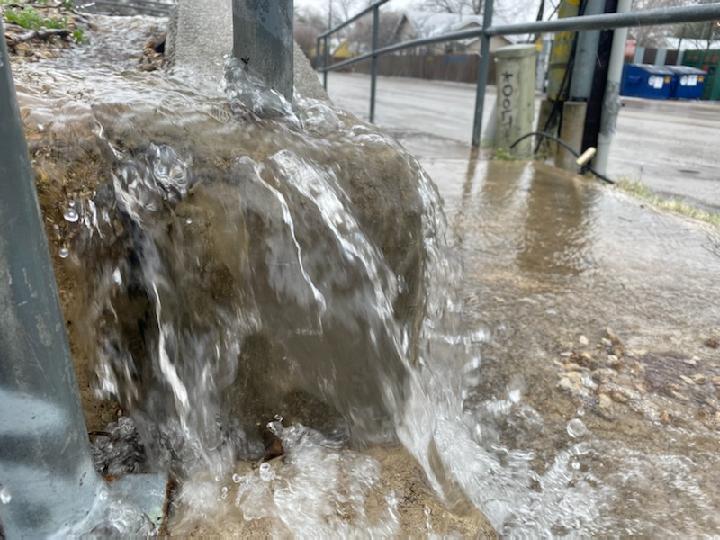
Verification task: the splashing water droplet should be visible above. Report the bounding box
[185,218,193,225]
[68,200,76,208]
[64,207,79,223]
[232,473,242,483]
[259,462,274,482]
[567,418,588,438]
[0,487,11,504]
[220,486,229,500]
[59,246,69,259]
[112,267,122,285]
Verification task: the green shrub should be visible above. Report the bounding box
[3,6,67,31]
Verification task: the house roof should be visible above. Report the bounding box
[400,10,530,44]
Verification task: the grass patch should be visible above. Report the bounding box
[3,6,68,31]
[493,147,519,161]
[72,27,84,43]
[617,179,720,228]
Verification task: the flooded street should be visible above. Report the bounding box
[5,8,720,538]
[401,131,720,535]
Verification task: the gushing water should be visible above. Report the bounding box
[13,13,720,538]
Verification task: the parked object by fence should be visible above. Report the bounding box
[667,65,707,99]
[494,44,536,157]
[621,64,674,99]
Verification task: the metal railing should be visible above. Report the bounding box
[316,0,720,147]
[77,0,175,16]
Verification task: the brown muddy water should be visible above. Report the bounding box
[407,132,720,535]
[6,12,720,538]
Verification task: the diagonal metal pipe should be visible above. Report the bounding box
[0,20,168,537]
[0,19,103,537]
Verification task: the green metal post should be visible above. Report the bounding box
[369,4,380,122]
[232,0,294,101]
[471,0,494,147]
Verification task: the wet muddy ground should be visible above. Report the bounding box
[399,131,720,535]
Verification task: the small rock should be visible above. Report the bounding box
[574,352,597,369]
[609,389,629,403]
[683,357,698,367]
[660,410,671,425]
[558,372,583,395]
[704,337,719,349]
[591,368,617,384]
[579,335,590,347]
[598,393,613,410]
[671,390,689,402]
[560,351,572,357]
[712,376,720,388]
[679,375,695,385]
[606,354,622,370]
[564,363,586,372]
[691,373,707,385]
[600,337,612,347]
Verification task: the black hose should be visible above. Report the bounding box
[509,131,615,185]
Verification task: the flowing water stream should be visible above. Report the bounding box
[9,13,720,537]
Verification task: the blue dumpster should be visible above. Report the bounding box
[666,65,707,100]
[621,64,674,100]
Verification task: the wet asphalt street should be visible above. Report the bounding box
[327,72,720,211]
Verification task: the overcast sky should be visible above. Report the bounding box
[295,0,416,14]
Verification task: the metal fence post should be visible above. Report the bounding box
[471,0,494,147]
[232,0,294,101]
[595,0,632,175]
[323,35,329,90]
[369,3,380,122]
[0,20,102,537]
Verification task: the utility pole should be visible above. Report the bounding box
[581,0,618,154]
[536,0,580,156]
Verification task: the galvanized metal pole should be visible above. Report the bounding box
[0,21,102,537]
[323,35,329,90]
[471,0,494,147]
[595,0,632,175]
[570,0,606,100]
[369,3,380,122]
[232,0,294,101]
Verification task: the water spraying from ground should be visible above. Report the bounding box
[11,13,720,537]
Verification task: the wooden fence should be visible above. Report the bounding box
[335,53,498,85]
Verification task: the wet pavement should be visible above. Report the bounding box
[395,130,720,535]
[327,72,720,211]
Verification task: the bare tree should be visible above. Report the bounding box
[416,0,482,14]
[413,0,540,21]
[631,0,687,47]
[347,11,406,51]
[294,6,327,56]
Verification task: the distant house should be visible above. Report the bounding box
[390,11,523,55]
